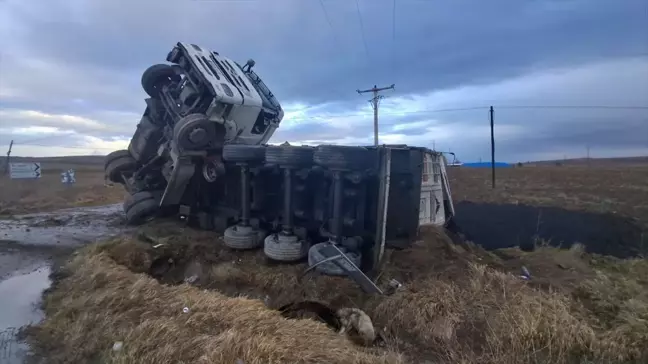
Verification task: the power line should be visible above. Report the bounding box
[290,105,489,121]
[283,103,648,122]
[316,0,355,101]
[283,104,648,121]
[392,0,397,73]
[318,0,338,45]
[355,0,371,62]
[497,105,648,110]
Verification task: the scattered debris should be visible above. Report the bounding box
[388,279,403,290]
[182,307,190,314]
[184,275,198,284]
[520,266,531,280]
[384,278,404,295]
[183,260,206,285]
[112,341,123,352]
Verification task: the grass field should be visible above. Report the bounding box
[449,165,648,224]
[0,170,125,216]
[6,157,648,363]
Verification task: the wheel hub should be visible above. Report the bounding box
[202,160,224,183]
[189,128,207,144]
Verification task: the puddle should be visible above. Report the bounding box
[454,201,646,257]
[0,265,51,363]
[0,204,131,363]
[0,204,130,247]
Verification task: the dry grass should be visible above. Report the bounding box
[27,242,403,364]
[0,171,125,215]
[448,165,648,227]
[26,225,648,363]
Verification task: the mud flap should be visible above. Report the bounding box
[306,244,383,294]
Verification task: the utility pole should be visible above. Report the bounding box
[356,84,395,146]
[3,140,13,175]
[490,106,496,189]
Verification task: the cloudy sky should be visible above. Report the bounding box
[1,0,647,162]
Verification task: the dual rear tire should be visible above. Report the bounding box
[123,191,161,225]
[104,150,136,185]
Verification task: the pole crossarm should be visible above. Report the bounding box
[356,84,395,146]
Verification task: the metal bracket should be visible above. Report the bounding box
[302,243,383,295]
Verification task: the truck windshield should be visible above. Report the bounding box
[239,65,282,113]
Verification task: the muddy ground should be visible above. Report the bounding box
[0,205,128,363]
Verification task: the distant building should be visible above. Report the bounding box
[462,162,511,168]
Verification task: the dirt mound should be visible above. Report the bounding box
[25,225,648,363]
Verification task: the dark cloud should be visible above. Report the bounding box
[0,0,646,161]
[4,0,647,104]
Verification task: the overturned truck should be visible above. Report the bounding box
[105,42,455,292]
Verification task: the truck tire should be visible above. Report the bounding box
[265,145,314,167]
[141,64,179,99]
[104,150,131,169]
[308,242,362,276]
[313,145,372,170]
[223,225,265,250]
[105,150,137,184]
[223,144,266,163]
[264,233,308,262]
[173,113,218,150]
[123,191,161,225]
[128,116,163,163]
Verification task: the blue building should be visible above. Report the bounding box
[462,162,511,168]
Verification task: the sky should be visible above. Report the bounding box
[0,0,647,163]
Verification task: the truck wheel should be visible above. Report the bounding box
[104,150,131,169]
[313,145,372,170]
[123,191,161,225]
[141,64,179,99]
[264,233,308,262]
[223,144,266,163]
[223,225,265,250]
[128,116,162,163]
[308,242,362,276]
[105,150,137,184]
[173,113,219,150]
[265,145,314,167]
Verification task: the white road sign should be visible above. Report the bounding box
[9,162,41,179]
[61,169,76,184]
